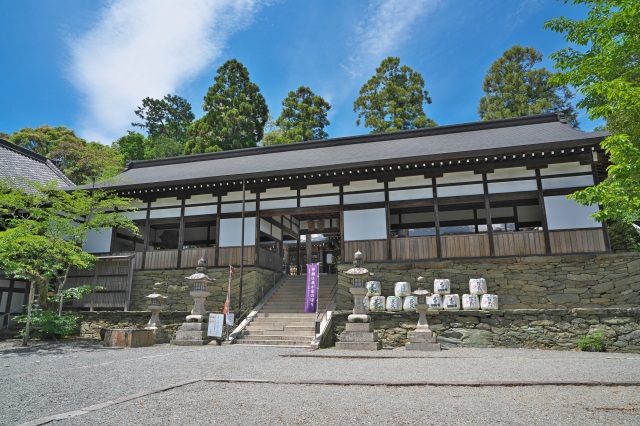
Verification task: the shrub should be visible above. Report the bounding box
[14,309,81,340]
[578,332,606,352]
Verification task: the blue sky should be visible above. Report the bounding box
[0,0,595,146]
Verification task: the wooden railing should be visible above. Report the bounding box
[218,246,256,267]
[391,236,438,260]
[344,240,387,262]
[550,228,606,254]
[180,247,216,269]
[144,249,178,270]
[441,234,490,258]
[494,230,546,256]
[257,247,283,272]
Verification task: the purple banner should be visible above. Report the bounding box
[304,263,319,313]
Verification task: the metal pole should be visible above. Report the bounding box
[238,179,246,312]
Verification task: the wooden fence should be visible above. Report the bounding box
[550,228,606,254]
[494,230,546,256]
[344,240,387,262]
[257,247,283,272]
[180,247,216,269]
[441,234,490,258]
[218,246,256,267]
[391,236,438,260]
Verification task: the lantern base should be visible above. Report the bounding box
[171,322,214,346]
[406,329,441,351]
[336,322,381,351]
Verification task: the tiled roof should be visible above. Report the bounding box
[104,113,608,190]
[0,139,74,188]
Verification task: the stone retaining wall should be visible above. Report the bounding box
[79,311,187,340]
[331,308,640,353]
[128,266,281,312]
[336,253,640,310]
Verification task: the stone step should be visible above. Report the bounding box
[245,324,314,331]
[255,312,316,318]
[236,334,313,342]
[233,339,310,347]
[241,329,313,336]
[250,318,315,325]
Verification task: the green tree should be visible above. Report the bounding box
[185,59,268,154]
[8,126,124,183]
[545,0,640,223]
[353,56,436,133]
[265,86,331,145]
[132,94,195,144]
[478,45,579,127]
[0,180,138,312]
[112,131,146,162]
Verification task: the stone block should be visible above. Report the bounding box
[339,332,380,342]
[345,322,374,332]
[406,342,441,351]
[547,294,580,304]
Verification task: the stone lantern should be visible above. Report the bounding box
[336,251,382,351]
[406,276,441,351]
[171,258,216,346]
[145,292,168,343]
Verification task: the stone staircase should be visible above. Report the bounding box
[233,274,337,347]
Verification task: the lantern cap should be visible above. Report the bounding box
[146,293,167,300]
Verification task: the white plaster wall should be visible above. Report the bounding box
[260,219,271,235]
[301,183,337,196]
[300,195,339,208]
[344,208,387,241]
[343,192,385,204]
[149,208,181,219]
[437,184,483,198]
[150,197,180,208]
[540,162,592,176]
[123,211,147,220]
[437,171,480,185]
[542,175,594,190]
[261,199,297,210]
[184,206,214,216]
[184,226,210,242]
[389,188,431,202]
[262,187,297,199]
[544,196,600,230]
[185,194,216,205]
[344,179,383,192]
[441,210,474,221]
[219,217,256,247]
[401,212,435,224]
[221,191,256,202]
[83,228,113,253]
[477,207,514,219]
[388,175,430,189]
[488,167,535,180]
[488,180,537,194]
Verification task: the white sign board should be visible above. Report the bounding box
[207,313,224,338]
[226,313,235,326]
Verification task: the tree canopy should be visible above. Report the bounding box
[0,180,138,307]
[545,0,640,223]
[263,86,331,145]
[478,45,578,127]
[8,126,123,184]
[132,94,195,144]
[353,56,436,133]
[184,59,269,154]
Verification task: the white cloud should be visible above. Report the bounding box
[344,0,440,78]
[68,0,263,144]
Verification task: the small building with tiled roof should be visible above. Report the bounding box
[0,138,74,189]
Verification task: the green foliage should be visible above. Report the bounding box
[132,94,194,144]
[353,56,436,133]
[578,332,606,352]
[54,285,100,304]
[545,0,640,223]
[478,45,578,127]
[607,221,640,252]
[14,309,81,339]
[113,131,146,161]
[0,180,139,306]
[8,125,124,184]
[264,86,331,145]
[185,59,268,153]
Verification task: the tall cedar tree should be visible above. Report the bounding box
[8,126,122,183]
[185,59,268,153]
[353,57,436,133]
[545,0,640,224]
[264,86,331,145]
[478,45,578,127]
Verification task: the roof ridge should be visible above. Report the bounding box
[0,138,51,163]
[125,112,567,171]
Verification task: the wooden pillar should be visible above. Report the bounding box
[214,195,221,267]
[141,201,151,270]
[255,193,261,266]
[482,173,495,257]
[432,178,442,259]
[535,169,552,254]
[592,158,612,252]
[177,198,186,269]
[339,185,345,264]
[384,181,392,260]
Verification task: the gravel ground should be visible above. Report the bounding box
[1,340,639,425]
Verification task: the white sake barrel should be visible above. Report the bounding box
[481,294,499,310]
[369,296,386,312]
[394,281,412,297]
[365,281,381,296]
[442,294,460,310]
[403,296,417,312]
[434,278,451,295]
[386,296,402,311]
[469,278,487,295]
[462,294,480,310]
[427,294,443,310]
[363,296,370,311]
